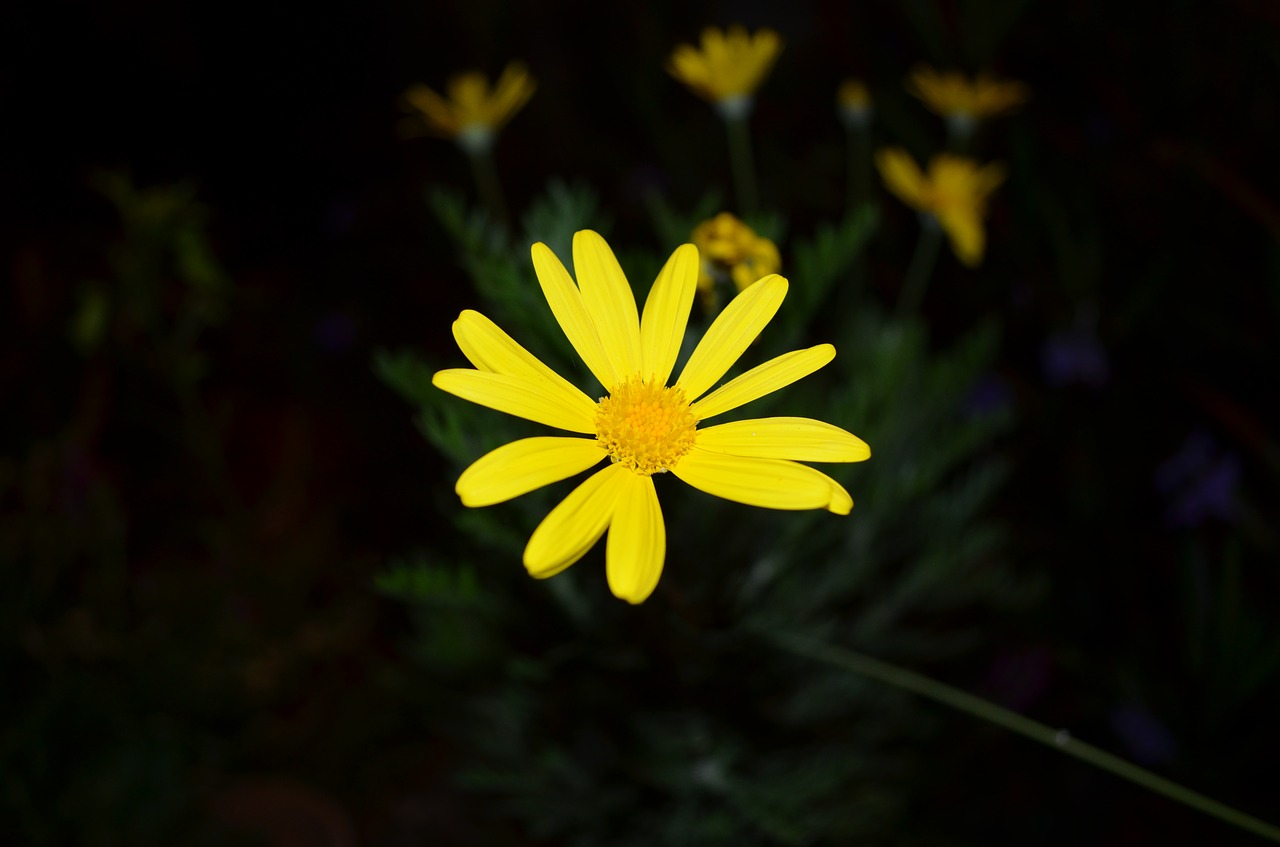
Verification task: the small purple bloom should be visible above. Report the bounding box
[1041,323,1109,388]
[962,372,1014,418]
[1109,702,1177,765]
[1154,430,1240,528]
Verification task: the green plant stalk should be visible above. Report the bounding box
[767,631,1280,843]
[725,115,759,217]
[467,147,508,228]
[897,214,943,315]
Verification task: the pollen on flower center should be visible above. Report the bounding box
[595,378,698,476]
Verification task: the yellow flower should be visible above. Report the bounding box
[403,62,536,153]
[669,25,783,117]
[691,212,781,306]
[432,230,869,604]
[837,78,873,126]
[876,148,1006,267]
[904,65,1028,121]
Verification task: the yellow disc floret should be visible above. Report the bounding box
[595,378,698,475]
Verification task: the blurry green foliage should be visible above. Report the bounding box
[376,179,1037,844]
[72,172,231,367]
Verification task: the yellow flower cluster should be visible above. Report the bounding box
[905,65,1028,121]
[875,148,1006,267]
[837,78,873,126]
[668,25,783,117]
[690,212,781,306]
[403,62,536,153]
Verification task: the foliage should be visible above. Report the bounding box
[376,181,1035,844]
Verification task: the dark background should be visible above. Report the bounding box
[4,0,1279,844]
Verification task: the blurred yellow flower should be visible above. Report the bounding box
[876,148,1006,267]
[404,62,536,153]
[905,65,1028,121]
[669,25,783,117]
[691,212,781,306]
[433,230,868,604]
[837,78,873,126]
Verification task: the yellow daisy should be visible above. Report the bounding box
[669,25,783,118]
[904,65,1028,122]
[432,230,869,604]
[404,62,536,153]
[691,212,781,306]
[837,78,873,127]
[876,148,1006,267]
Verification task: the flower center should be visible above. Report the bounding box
[595,378,698,476]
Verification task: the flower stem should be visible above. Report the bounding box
[725,115,759,217]
[946,114,976,155]
[766,631,1280,843]
[466,147,508,228]
[897,214,942,315]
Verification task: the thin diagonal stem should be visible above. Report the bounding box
[766,631,1280,844]
[897,214,942,315]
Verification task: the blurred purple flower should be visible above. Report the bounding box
[1154,430,1240,528]
[1041,322,1109,388]
[962,372,1014,418]
[1109,702,1176,765]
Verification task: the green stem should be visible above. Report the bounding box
[767,631,1280,843]
[897,215,943,315]
[947,114,976,155]
[725,115,759,217]
[467,146,508,228]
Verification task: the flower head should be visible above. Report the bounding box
[404,62,536,153]
[876,147,1006,267]
[905,65,1028,122]
[837,78,873,128]
[691,212,781,308]
[669,25,783,119]
[432,230,869,604]
[1154,431,1240,528]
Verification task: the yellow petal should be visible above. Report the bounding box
[976,161,1008,198]
[876,147,927,211]
[671,447,836,511]
[573,230,642,380]
[676,274,787,402]
[523,463,628,578]
[605,474,665,604]
[455,436,605,507]
[531,242,618,389]
[695,417,871,463]
[403,84,459,136]
[937,208,986,267]
[668,46,711,93]
[639,243,698,385]
[487,62,536,128]
[453,310,598,421]
[432,369,596,433]
[819,468,855,515]
[691,343,834,421]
